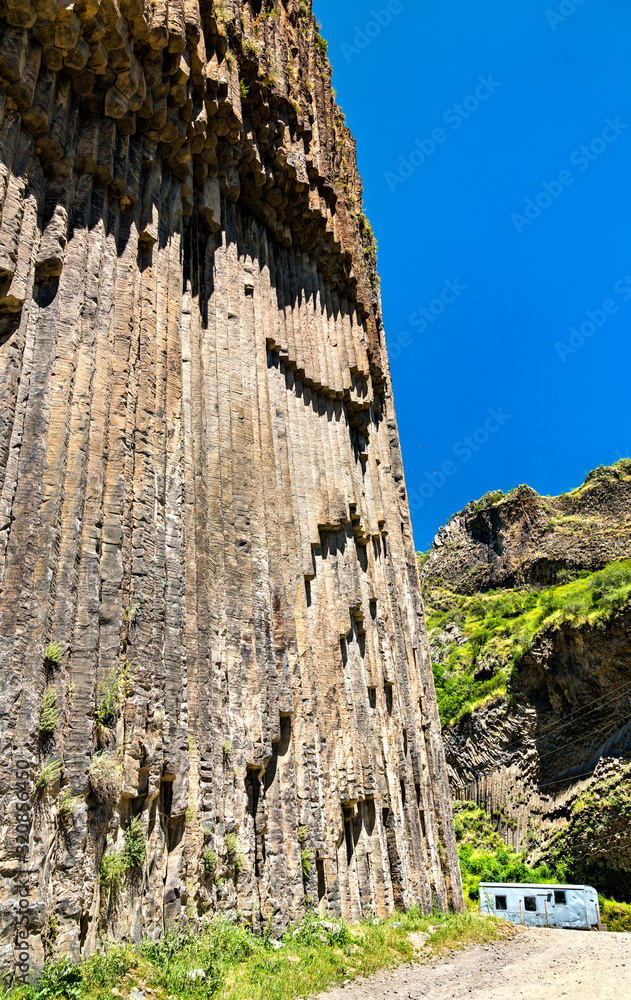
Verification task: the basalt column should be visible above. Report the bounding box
[0,0,463,970]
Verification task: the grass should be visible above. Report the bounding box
[39,688,61,735]
[425,557,631,725]
[37,757,62,790]
[44,641,63,665]
[88,751,120,803]
[600,896,631,931]
[2,910,514,1000]
[58,789,81,821]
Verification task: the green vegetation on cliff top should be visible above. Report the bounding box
[424,556,631,726]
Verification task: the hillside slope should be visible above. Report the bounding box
[420,461,631,899]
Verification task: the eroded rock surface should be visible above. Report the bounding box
[0,0,462,974]
[423,466,631,595]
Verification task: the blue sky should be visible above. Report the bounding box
[313,0,631,551]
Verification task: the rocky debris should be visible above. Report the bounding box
[0,0,462,974]
[422,464,631,595]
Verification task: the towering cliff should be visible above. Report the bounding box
[421,461,631,901]
[0,0,463,975]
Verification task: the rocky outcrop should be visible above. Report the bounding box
[0,0,463,976]
[422,463,631,899]
[423,464,631,595]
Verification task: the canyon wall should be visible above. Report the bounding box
[0,0,463,975]
[422,464,631,900]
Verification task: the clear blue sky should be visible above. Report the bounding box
[313,0,631,551]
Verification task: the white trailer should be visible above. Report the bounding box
[479,882,601,929]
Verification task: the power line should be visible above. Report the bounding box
[538,711,631,762]
[537,769,596,789]
[496,680,631,757]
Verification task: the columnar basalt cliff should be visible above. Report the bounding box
[421,463,631,901]
[0,0,463,973]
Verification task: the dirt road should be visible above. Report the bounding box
[318,928,631,1000]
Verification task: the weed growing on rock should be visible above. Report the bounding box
[203,848,217,877]
[300,847,313,879]
[44,641,63,665]
[37,757,62,790]
[314,24,328,59]
[99,817,146,901]
[100,850,127,897]
[39,688,60,735]
[123,817,146,870]
[58,789,81,821]
[94,657,137,727]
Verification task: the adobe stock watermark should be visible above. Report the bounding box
[546,0,588,31]
[385,75,502,192]
[407,407,511,512]
[13,756,32,984]
[340,1,405,64]
[511,117,628,235]
[388,278,467,361]
[555,272,631,363]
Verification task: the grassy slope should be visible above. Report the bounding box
[424,557,631,726]
[4,911,514,1000]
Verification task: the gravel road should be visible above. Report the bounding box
[317,928,631,1000]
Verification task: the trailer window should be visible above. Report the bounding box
[554,891,567,905]
[495,896,507,911]
[524,896,537,912]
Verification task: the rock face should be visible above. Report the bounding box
[0,0,462,974]
[423,465,631,595]
[422,463,631,901]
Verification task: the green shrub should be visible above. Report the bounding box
[94,658,136,727]
[122,816,146,869]
[204,848,217,877]
[39,688,60,734]
[100,850,127,897]
[600,896,631,931]
[31,956,82,1000]
[226,831,238,856]
[222,740,232,759]
[44,641,63,665]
